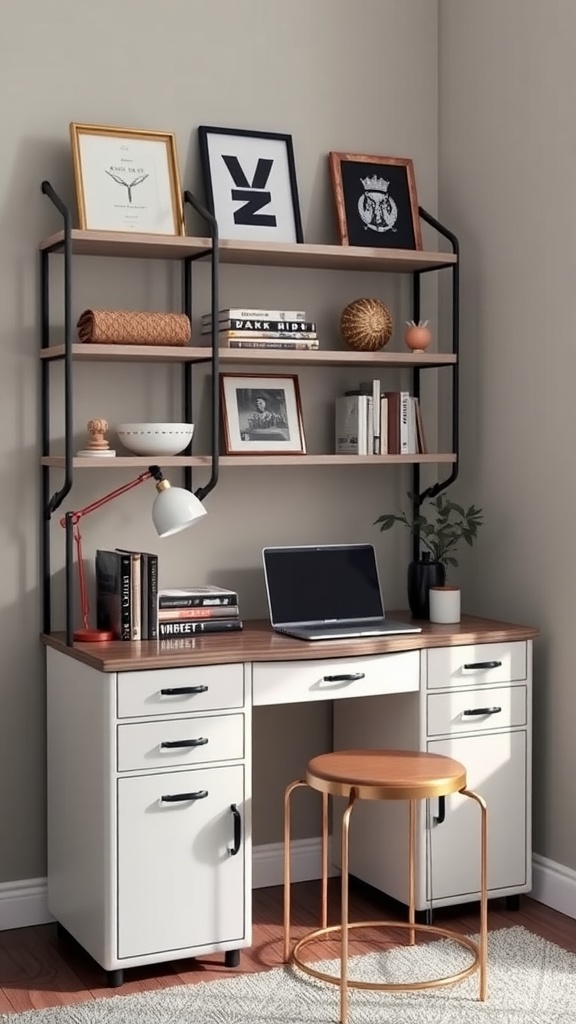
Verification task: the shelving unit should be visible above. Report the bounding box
[40,185,459,643]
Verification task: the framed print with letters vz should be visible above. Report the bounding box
[329,152,422,250]
[199,126,303,243]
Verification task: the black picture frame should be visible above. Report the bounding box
[329,152,422,250]
[198,126,304,243]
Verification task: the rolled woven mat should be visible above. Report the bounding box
[77,309,191,346]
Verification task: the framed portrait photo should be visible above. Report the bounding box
[69,123,185,234]
[329,152,422,250]
[198,126,303,243]
[220,374,306,455]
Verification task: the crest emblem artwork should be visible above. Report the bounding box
[358,174,398,234]
[329,152,422,250]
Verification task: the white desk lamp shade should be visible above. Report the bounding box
[152,480,207,537]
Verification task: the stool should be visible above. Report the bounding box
[283,749,487,1024]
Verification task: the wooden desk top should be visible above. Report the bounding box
[42,614,539,673]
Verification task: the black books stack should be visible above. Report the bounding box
[95,548,158,641]
[157,585,242,637]
[200,307,319,351]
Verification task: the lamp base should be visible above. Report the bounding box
[74,627,116,643]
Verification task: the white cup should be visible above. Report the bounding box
[429,586,461,624]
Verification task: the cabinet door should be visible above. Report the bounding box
[427,731,527,900]
[117,765,246,958]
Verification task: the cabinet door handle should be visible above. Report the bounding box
[433,795,446,825]
[463,706,502,716]
[160,685,209,695]
[229,803,242,856]
[323,672,365,682]
[160,790,209,803]
[160,737,209,749]
[463,661,502,670]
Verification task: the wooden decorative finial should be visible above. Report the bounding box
[86,418,111,451]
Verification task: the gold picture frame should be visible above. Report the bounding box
[220,374,306,455]
[329,152,422,250]
[70,123,185,235]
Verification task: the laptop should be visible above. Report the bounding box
[262,543,421,641]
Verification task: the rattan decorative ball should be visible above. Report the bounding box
[340,298,393,351]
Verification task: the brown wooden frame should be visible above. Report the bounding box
[329,152,422,250]
[220,373,306,455]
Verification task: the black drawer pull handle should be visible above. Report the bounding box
[433,795,446,825]
[463,661,502,670]
[161,790,209,803]
[463,706,502,716]
[160,685,209,696]
[229,803,242,856]
[160,737,209,749]
[323,672,365,682]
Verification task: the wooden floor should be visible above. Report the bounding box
[0,881,575,1015]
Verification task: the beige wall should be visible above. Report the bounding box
[438,1,574,868]
[0,0,439,880]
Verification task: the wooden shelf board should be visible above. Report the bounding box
[41,454,457,469]
[40,344,457,368]
[39,230,457,272]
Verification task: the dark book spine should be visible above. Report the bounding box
[158,618,243,637]
[118,552,131,641]
[146,554,158,640]
[158,593,238,609]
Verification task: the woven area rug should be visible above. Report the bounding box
[2,925,576,1023]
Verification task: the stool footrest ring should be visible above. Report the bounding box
[291,920,480,992]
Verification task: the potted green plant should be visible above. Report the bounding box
[374,491,484,620]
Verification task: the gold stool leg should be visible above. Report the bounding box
[283,780,307,963]
[461,788,488,1001]
[321,791,329,930]
[408,799,416,945]
[339,788,357,1024]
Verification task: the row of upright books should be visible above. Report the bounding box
[335,383,428,455]
[200,307,318,350]
[96,548,159,640]
[95,549,242,640]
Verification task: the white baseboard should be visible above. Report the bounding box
[531,853,576,920]
[2,849,573,932]
[253,837,336,889]
[0,878,54,932]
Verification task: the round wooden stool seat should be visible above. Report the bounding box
[306,748,467,801]
[283,747,488,1023]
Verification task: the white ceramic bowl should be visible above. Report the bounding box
[116,422,194,457]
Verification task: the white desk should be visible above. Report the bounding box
[43,613,538,985]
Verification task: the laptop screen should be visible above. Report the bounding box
[263,544,385,625]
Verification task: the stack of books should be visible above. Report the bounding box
[157,585,242,637]
[95,548,158,640]
[200,307,318,350]
[335,382,428,456]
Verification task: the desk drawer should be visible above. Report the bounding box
[252,650,419,707]
[427,685,527,736]
[117,713,245,771]
[427,642,526,690]
[117,663,244,718]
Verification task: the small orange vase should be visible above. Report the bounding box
[404,321,432,352]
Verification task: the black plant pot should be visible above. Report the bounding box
[407,556,446,619]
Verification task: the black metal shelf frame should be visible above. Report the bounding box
[39,188,459,640]
[40,182,220,643]
[410,206,460,561]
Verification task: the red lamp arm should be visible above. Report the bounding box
[59,468,158,635]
